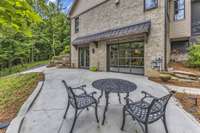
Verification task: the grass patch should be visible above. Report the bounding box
[149,77,200,88]
[0,60,49,77]
[0,73,44,122]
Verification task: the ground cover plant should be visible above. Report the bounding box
[0,73,44,133]
[0,60,48,77]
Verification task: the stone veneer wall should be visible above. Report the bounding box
[71,0,166,76]
[90,41,107,71]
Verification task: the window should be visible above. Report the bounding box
[171,41,189,54]
[144,0,158,10]
[174,0,185,21]
[75,17,79,33]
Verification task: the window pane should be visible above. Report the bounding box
[75,17,79,33]
[175,9,184,20]
[175,0,185,21]
[145,0,157,10]
[178,0,185,9]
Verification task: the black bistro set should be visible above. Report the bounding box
[62,78,175,133]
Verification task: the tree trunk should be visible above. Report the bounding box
[31,43,34,62]
[52,32,56,57]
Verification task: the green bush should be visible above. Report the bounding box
[188,45,200,67]
[89,67,97,72]
[160,74,171,82]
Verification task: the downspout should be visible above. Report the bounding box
[69,17,72,68]
[164,0,168,71]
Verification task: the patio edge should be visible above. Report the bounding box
[162,84,200,128]
[6,80,45,133]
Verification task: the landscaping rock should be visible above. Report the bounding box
[48,54,71,68]
[167,70,200,81]
[0,122,9,129]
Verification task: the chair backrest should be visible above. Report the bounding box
[146,91,175,122]
[62,80,78,108]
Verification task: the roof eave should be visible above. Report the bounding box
[68,0,78,16]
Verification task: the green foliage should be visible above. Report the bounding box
[0,0,42,37]
[0,73,42,111]
[89,67,98,72]
[0,60,48,77]
[0,1,70,72]
[160,73,171,82]
[187,45,200,67]
[60,45,70,55]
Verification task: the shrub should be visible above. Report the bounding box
[160,74,171,82]
[188,45,200,67]
[89,67,97,72]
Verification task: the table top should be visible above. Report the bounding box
[92,78,137,93]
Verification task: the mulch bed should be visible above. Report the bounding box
[175,93,200,122]
[169,62,200,76]
[149,77,200,88]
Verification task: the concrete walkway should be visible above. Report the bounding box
[10,68,200,133]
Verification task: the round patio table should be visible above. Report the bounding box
[92,78,137,125]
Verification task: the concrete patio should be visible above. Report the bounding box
[7,68,200,133]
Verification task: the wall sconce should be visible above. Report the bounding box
[94,41,98,48]
[115,0,120,5]
[92,48,95,54]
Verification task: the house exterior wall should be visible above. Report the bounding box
[71,0,166,77]
[191,1,200,44]
[90,41,107,71]
[169,0,191,39]
[70,0,107,18]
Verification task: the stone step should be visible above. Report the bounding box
[172,70,199,77]
[49,54,71,68]
[167,70,200,81]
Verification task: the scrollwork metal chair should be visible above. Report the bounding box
[121,91,175,133]
[62,80,99,133]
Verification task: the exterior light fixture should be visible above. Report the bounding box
[115,0,120,5]
[92,48,95,54]
[94,41,98,48]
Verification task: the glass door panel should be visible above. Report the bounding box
[109,42,144,74]
[79,47,89,68]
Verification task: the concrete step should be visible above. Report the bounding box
[166,70,200,81]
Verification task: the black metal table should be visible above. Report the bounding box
[92,78,137,125]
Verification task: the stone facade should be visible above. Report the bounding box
[70,0,106,17]
[70,0,167,77]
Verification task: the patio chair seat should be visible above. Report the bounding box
[125,101,164,123]
[121,91,175,133]
[62,80,99,133]
[70,95,96,109]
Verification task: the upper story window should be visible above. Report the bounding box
[75,17,79,33]
[144,0,158,11]
[174,0,185,21]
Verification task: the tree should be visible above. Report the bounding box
[0,0,71,69]
[44,2,70,56]
[0,0,42,37]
